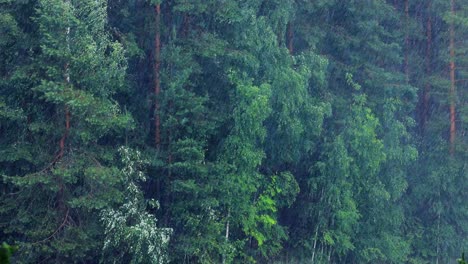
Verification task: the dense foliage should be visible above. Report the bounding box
[0,0,466,263]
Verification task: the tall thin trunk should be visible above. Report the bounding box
[421,2,432,134]
[59,2,71,160]
[311,225,319,263]
[312,187,324,263]
[223,209,230,264]
[154,3,161,149]
[57,0,72,218]
[319,243,324,262]
[225,217,230,242]
[287,22,293,55]
[404,0,410,82]
[449,0,456,155]
[436,174,442,264]
[58,107,70,159]
[182,13,190,38]
[436,210,441,264]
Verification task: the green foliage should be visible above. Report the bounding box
[100,147,171,264]
[1,0,466,263]
[459,253,467,264]
[0,242,18,264]
[0,0,133,262]
[219,70,273,260]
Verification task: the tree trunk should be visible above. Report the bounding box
[311,225,319,263]
[312,187,324,263]
[319,243,324,262]
[449,0,456,155]
[287,22,293,55]
[56,0,71,161]
[59,1,71,160]
[57,0,72,223]
[223,209,230,264]
[58,107,70,159]
[154,3,161,149]
[404,0,410,82]
[182,13,190,38]
[436,210,441,264]
[420,2,432,134]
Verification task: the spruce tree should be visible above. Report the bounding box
[1,0,132,262]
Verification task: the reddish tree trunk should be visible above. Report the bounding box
[154,3,161,149]
[58,3,71,217]
[59,20,71,159]
[449,0,456,155]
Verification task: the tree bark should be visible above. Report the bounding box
[154,3,161,149]
[449,0,456,155]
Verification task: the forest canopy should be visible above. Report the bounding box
[0,0,466,263]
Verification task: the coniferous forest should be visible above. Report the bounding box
[0,0,467,263]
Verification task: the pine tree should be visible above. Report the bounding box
[0,0,132,261]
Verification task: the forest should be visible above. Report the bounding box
[0,0,467,263]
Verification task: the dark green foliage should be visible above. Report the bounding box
[0,0,466,263]
[459,253,467,264]
[0,0,132,262]
[0,242,18,264]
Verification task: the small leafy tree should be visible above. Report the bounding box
[100,147,171,264]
